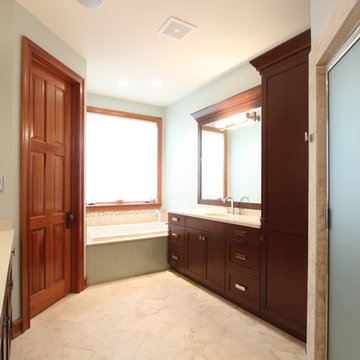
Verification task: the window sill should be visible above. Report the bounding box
[86,202,162,212]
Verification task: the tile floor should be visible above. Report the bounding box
[11,271,306,360]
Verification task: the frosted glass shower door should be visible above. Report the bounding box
[327,36,360,359]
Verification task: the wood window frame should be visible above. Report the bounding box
[191,85,262,210]
[86,106,162,212]
[20,37,85,332]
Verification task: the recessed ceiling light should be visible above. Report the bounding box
[151,79,162,87]
[118,79,128,87]
[77,0,104,9]
[158,16,196,41]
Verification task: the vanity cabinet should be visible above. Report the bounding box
[186,217,226,293]
[168,214,186,273]
[1,257,13,360]
[250,29,310,341]
[225,225,260,311]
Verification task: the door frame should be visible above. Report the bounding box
[20,36,85,332]
[307,1,360,359]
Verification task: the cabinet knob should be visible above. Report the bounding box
[235,253,247,261]
[235,283,246,292]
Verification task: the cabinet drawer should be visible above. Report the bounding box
[226,224,260,244]
[168,224,186,252]
[168,248,186,273]
[186,216,225,235]
[168,213,185,226]
[227,238,259,276]
[225,267,259,311]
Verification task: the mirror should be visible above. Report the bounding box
[192,86,261,209]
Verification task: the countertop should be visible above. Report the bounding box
[0,221,14,313]
[169,208,261,228]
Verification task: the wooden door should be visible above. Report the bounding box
[261,230,307,340]
[203,233,225,292]
[28,60,71,317]
[186,229,204,282]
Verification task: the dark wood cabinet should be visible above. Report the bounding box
[168,213,187,274]
[1,257,13,360]
[250,29,310,341]
[225,224,260,312]
[186,217,226,293]
[261,230,308,337]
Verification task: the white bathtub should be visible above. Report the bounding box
[87,222,169,245]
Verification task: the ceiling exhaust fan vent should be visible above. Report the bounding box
[157,16,196,41]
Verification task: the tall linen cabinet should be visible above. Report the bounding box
[250,30,310,341]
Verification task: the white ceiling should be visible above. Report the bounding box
[17,0,310,107]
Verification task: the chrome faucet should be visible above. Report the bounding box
[155,209,162,223]
[240,196,250,202]
[223,196,234,214]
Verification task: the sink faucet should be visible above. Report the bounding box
[240,196,250,202]
[155,209,162,223]
[223,196,234,214]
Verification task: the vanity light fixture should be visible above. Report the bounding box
[77,0,104,9]
[216,111,261,131]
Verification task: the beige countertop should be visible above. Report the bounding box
[0,221,14,313]
[169,208,261,228]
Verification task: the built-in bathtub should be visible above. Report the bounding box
[87,222,169,245]
[86,222,169,285]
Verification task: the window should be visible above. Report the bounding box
[86,106,162,211]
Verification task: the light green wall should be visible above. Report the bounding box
[311,0,338,45]
[87,93,164,118]
[163,63,261,210]
[0,1,87,320]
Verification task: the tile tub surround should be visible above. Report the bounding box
[307,1,360,359]
[86,209,169,227]
[11,271,305,360]
[86,236,168,285]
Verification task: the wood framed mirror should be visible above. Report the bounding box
[191,85,261,210]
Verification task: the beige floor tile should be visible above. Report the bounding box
[12,271,306,360]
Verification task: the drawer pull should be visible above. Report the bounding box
[235,283,246,292]
[171,255,179,260]
[171,233,179,238]
[171,217,179,222]
[235,253,247,261]
[198,235,207,241]
[234,230,246,237]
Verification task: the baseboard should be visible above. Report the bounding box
[12,318,23,339]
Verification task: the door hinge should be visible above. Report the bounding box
[65,211,74,229]
[325,208,330,229]
[305,132,314,142]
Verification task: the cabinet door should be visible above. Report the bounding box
[203,233,225,292]
[261,55,309,236]
[186,229,204,282]
[261,230,307,340]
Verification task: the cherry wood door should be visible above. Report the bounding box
[28,60,71,318]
